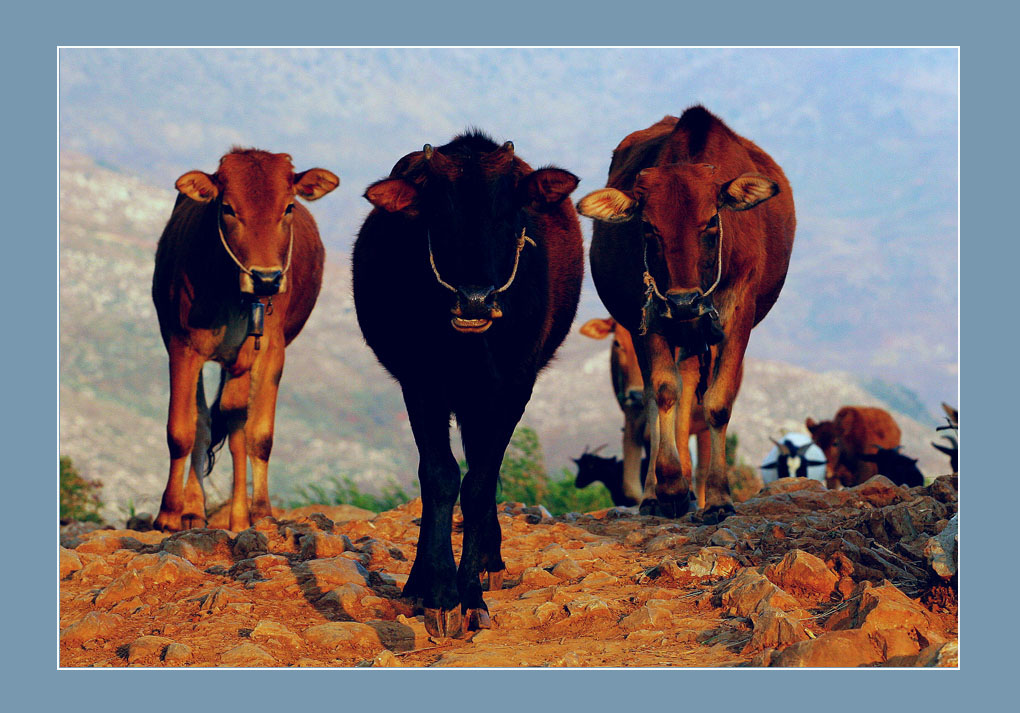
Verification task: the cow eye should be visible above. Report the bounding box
[221,203,236,217]
[285,203,294,215]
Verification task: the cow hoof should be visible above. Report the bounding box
[639,496,691,519]
[180,513,207,530]
[153,512,182,532]
[424,607,463,639]
[464,607,492,631]
[697,503,735,525]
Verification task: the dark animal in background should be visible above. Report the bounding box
[932,402,959,473]
[577,105,795,523]
[578,315,741,508]
[572,445,649,507]
[353,133,583,637]
[760,433,827,483]
[859,446,925,488]
[806,406,902,489]
[152,148,338,532]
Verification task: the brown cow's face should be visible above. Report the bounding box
[579,317,643,410]
[365,138,578,334]
[176,151,338,296]
[806,417,839,481]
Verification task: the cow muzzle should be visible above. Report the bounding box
[450,285,502,333]
[643,289,725,357]
[242,268,285,296]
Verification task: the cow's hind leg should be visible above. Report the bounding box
[218,371,252,531]
[181,369,211,529]
[401,386,462,638]
[155,341,204,532]
[457,393,527,631]
[247,344,285,522]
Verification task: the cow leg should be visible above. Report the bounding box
[181,369,211,529]
[401,386,462,638]
[693,428,711,510]
[218,371,252,531]
[620,403,645,504]
[637,333,690,517]
[247,344,285,522]
[457,391,528,631]
[155,341,204,532]
[671,354,700,509]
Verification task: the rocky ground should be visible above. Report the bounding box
[59,475,958,668]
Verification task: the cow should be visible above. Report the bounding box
[576,106,795,523]
[572,445,648,507]
[151,148,338,532]
[352,132,583,637]
[805,406,902,489]
[760,433,827,484]
[858,446,925,488]
[578,315,743,508]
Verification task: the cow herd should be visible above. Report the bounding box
[147,105,957,638]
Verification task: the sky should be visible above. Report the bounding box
[58,47,959,411]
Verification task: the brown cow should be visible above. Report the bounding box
[577,106,795,523]
[806,406,902,489]
[579,316,743,508]
[152,148,338,532]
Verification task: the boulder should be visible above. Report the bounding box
[303,622,384,654]
[220,643,277,667]
[771,630,882,667]
[764,550,839,598]
[127,635,173,664]
[60,612,124,645]
[923,514,958,581]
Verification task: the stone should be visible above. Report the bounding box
[77,557,114,584]
[94,570,146,608]
[580,571,618,588]
[163,643,192,665]
[550,558,585,580]
[619,603,673,631]
[827,582,939,639]
[850,476,908,508]
[220,642,277,667]
[746,606,810,652]
[772,630,882,667]
[300,532,353,560]
[533,601,565,625]
[285,503,379,523]
[251,621,304,648]
[127,635,173,664]
[160,529,234,565]
[303,622,383,654]
[369,649,402,667]
[764,550,839,598]
[709,528,738,547]
[60,547,83,579]
[563,595,612,619]
[192,586,248,614]
[760,478,827,496]
[297,557,371,588]
[715,569,803,618]
[911,641,959,667]
[232,529,269,559]
[521,567,560,587]
[60,612,124,645]
[136,554,204,586]
[685,547,741,578]
[923,514,958,581]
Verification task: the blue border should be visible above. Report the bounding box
[17,0,1002,708]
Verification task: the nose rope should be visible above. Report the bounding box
[426,228,536,295]
[641,211,724,302]
[217,204,295,278]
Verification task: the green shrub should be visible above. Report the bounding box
[59,456,104,523]
[287,474,417,513]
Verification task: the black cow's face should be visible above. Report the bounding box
[364,137,578,334]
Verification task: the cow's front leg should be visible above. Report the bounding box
[401,386,462,638]
[637,333,690,518]
[457,391,528,631]
[246,343,285,522]
[155,340,205,532]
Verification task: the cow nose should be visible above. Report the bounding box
[454,285,498,319]
[251,269,283,296]
[665,290,702,320]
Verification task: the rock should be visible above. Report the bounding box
[911,641,959,667]
[710,528,738,547]
[550,558,585,580]
[160,529,234,565]
[287,504,378,523]
[135,554,204,586]
[771,630,882,667]
[303,622,383,654]
[563,595,612,619]
[232,529,269,559]
[533,601,565,625]
[251,621,304,649]
[192,586,248,614]
[521,567,560,587]
[923,514,958,581]
[828,581,939,639]
[370,649,402,667]
[619,602,673,631]
[74,533,145,556]
[764,550,839,598]
[60,547,83,579]
[685,547,741,578]
[850,476,909,508]
[297,557,371,589]
[300,532,354,560]
[759,478,827,496]
[550,651,582,667]
[220,642,277,667]
[580,571,618,588]
[76,557,114,584]
[715,569,803,618]
[127,635,173,664]
[746,606,810,652]
[94,570,145,607]
[163,642,192,665]
[60,612,124,645]
[646,533,691,552]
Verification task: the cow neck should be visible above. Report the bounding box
[426,227,536,295]
[641,210,724,304]
[216,201,295,279]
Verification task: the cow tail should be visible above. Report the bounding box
[205,368,229,477]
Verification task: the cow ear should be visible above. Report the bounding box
[522,168,580,207]
[295,168,339,201]
[579,318,615,340]
[719,173,779,211]
[364,178,418,213]
[176,171,219,203]
[576,187,638,223]
[805,417,817,431]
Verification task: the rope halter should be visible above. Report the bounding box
[217,203,295,280]
[641,211,724,303]
[427,227,536,295]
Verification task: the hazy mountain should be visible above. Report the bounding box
[58,153,949,522]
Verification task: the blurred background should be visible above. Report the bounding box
[58,48,958,521]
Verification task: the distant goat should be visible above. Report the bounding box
[760,433,827,484]
[573,446,649,507]
[858,446,925,488]
[931,402,958,473]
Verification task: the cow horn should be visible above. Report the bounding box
[591,443,608,456]
[770,437,789,456]
[423,144,434,160]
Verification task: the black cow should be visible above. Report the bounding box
[352,132,583,637]
[858,446,925,488]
